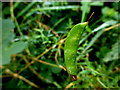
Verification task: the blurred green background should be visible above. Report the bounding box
[1,1,120,89]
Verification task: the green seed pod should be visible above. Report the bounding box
[64,22,88,76]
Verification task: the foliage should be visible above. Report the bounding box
[2,19,27,65]
[1,1,120,89]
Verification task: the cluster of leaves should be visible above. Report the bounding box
[1,1,120,89]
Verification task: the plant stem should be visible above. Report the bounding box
[10,0,23,36]
[0,65,40,88]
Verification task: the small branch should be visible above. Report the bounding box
[19,54,66,74]
[64,82,74,89]
[10,0,23,36]
[18,60,35,74]
[0,65,40,88]
[112,67,120,73]
[32,57,66,71]
[0,75,11,78]
[25,47,31,56]
[87,12,94,23]
[36,45,56,59]
[21,55,62,87]
[10,0,14,20]
[22,55,52,83]
[36,37,65,60]
[104,23,120,31]
[55,39,65,64]
[55,49,59,64]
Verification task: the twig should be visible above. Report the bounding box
[0,75,11,78]
[21,55,52,83]
[10,0,14,20]
[64,82,74,89]
[55,39,65,64]
[25,47,31,55]
[20,54,66,71]
[0,65,40,88]
[18,60,35,74]
[32,57,66,71]
[104,23,120,31]
[37,35,65,60]
[112,67,120,73]
[10,0,23,36]
[21,55,62,87]
[55,48,59,64]
[36,45,56,59]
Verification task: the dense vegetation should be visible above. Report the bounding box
[1,1,120,89]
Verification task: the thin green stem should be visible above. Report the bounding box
[97,77,108,88]
[90,16,105,28]
[53,82,62,88]
[16,2,36,18]
[14,18,23,36]
[81,11,86,23]
[81,2,89,23]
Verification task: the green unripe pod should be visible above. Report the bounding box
[64,22,88,76]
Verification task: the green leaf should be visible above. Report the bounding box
[2,52,11,65]
[102,7,118,20]
[79,70,90,75]
[2,19,15,48]
[41,71,54,82]
[51,67,62,74]
[2,41,27,65]
[8,41,27,55]
[0,19,2,64]
[92,20,117,33]
[90,2,104,6]
[103,41,119,62]
[2,19,27,65]
[2,19,15,41]
[5,79,18,88]
[0,2,2,18]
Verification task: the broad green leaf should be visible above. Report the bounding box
[0,19,2,64]
[0,2,2,18]
[7,41,27,55]
[2,19,15,48]
[2,19,27,65]
[2,53,11,66]
[2,19,15,65]
[2,19,15,40]
[2,41,27,65]
[2,33,15,49]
